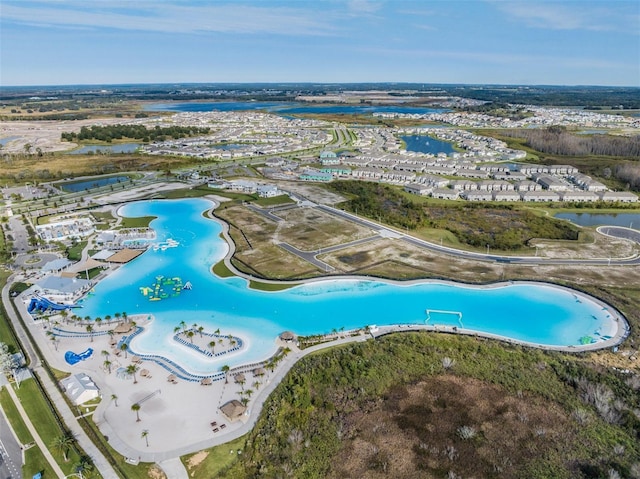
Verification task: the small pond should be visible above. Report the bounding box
[555,212,639,230]
[70,143,141,155]
[59,176,131,192]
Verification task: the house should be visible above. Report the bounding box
[520,191,560,202]
[559,191,599,202]
[320,167,352,177]
[462,191,493,201]
[60,373,100,405]
[492,191,521,202]
[299,171,333,182]
[256,185,279,198]
[320,150,337,159]
[404,183,432,196]
[431,188,459,200]
[598,191,638,203]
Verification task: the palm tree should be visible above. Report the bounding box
[198,325,204,338]
[141,429,149,447]
[46,331,58,351]
[208,341,216,354]
[214,328,221,336]
[131,402,141,422]
[73,455,94,478]
[173,326,181,335]
[240,396,249,407]
[51,433,74,462]
[104,359,112,374]
[111,394,118,407]
[122,311,128,322]
[86,324,94,342]
[252,380,261,390]
[94,317,102,329]
[180,320,187,332]
[120,343,129,359]
[126,363,139,384]
[186,330,194,343]
[244,388,254,399]
[60,309,69,324]
[114,312,121,321]
[221,364,230,383]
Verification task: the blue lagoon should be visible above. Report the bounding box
[78,199,622,374]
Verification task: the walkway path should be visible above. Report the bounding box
[2,275,120,479]
[4,383,66,478]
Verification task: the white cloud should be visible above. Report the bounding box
[1,1,338,36]
[347,0,383,15]
[492,1,638,33]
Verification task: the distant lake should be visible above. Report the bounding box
[70,143,141,155]
[59,176,131,192]
[401,135,456,155]
[556,212,639,230]
[0,136,19,146]
[145,101,448,116]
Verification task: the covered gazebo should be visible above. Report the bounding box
[220,399,246,421]
[279,331,296,342]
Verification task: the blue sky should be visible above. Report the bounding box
[1,0,638,87]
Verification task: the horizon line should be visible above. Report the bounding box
[1,81,639,90]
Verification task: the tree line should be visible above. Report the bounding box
[501,126,640,158]
[61,124,210,143]
[329,181,579,250]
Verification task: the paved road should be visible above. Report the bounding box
[316,204,640,266]
[278,243,335,271]
[598,226,640,244]
[0,408,22,479]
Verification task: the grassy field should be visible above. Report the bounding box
[119,215,156,228]
[181,435,247,477]
[67,240,88,261]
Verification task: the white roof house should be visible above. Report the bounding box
[60,373,100,405]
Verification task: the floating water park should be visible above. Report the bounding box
[139,275,190,301]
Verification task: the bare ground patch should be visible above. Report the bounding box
[330,375,576,479]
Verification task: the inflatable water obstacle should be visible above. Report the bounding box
[27,296,79,314]
[65,348,93,365]
[140,275,189,301]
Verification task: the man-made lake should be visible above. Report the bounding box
[69,143,140,155]
[145,101,447,116]
[401,135,456,155]
[76,199,621,374]
[59,176,131,192]
[556,212,639,229]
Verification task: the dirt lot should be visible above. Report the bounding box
[0,118,126,154]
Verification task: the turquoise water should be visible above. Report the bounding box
[78,199,618,373]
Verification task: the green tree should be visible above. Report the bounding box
[131,402,141,422]
[51,433,74,462]
[141,429,149,447]
[126,363,139,384]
